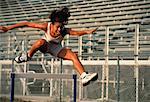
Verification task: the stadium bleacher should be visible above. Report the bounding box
[0,0,150,60]
[0,0,150,101]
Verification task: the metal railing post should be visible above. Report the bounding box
[116,56,120,102]
[134,24,139,102]
[10,60,15,102]
[73,74,77,102]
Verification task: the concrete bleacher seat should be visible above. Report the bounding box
[0,1,150,101]
[0,0,149,60]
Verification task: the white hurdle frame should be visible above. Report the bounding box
[10,60,77,102]
[10,73,77,102]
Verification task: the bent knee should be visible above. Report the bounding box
[58,49,78,61]
[69,50,78,60]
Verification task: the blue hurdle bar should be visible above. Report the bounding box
[10,73,15,102]
[10,73,77,102]
[73,74,77,102]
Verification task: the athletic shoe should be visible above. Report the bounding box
[14,52,29,63]
[81,72,98,86]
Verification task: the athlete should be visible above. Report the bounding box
[0,7,98,86]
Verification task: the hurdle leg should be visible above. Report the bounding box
[10,73,15,102]
[73,74,77,102]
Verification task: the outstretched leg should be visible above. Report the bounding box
[57,48,98,86]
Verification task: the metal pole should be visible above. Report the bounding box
[60,59,63,102]
[101,65,105,101]
[79,36,82,101]
[8,33,11,59]
[102,26,109,101]
[105,26,109,100]
[73,74,77,102]
[134,24,139,102]
[50,58,54,97]
[60,40,64,101]
[116,56,120,102]
[22,39,27,96]
[0,63,2,95]
[10,73,15,102]
[10,60,15,102]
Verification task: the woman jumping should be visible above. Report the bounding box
[0,7,98,86]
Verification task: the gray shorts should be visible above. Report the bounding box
[46,42,64,57]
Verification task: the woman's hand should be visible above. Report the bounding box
[86,27,98,34]
[0,26,9,32]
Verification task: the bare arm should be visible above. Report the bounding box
[67,28,98,36]
[0,21,47,32]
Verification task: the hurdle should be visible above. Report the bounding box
[10,73,77,102]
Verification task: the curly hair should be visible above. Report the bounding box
[49,7,70,24]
